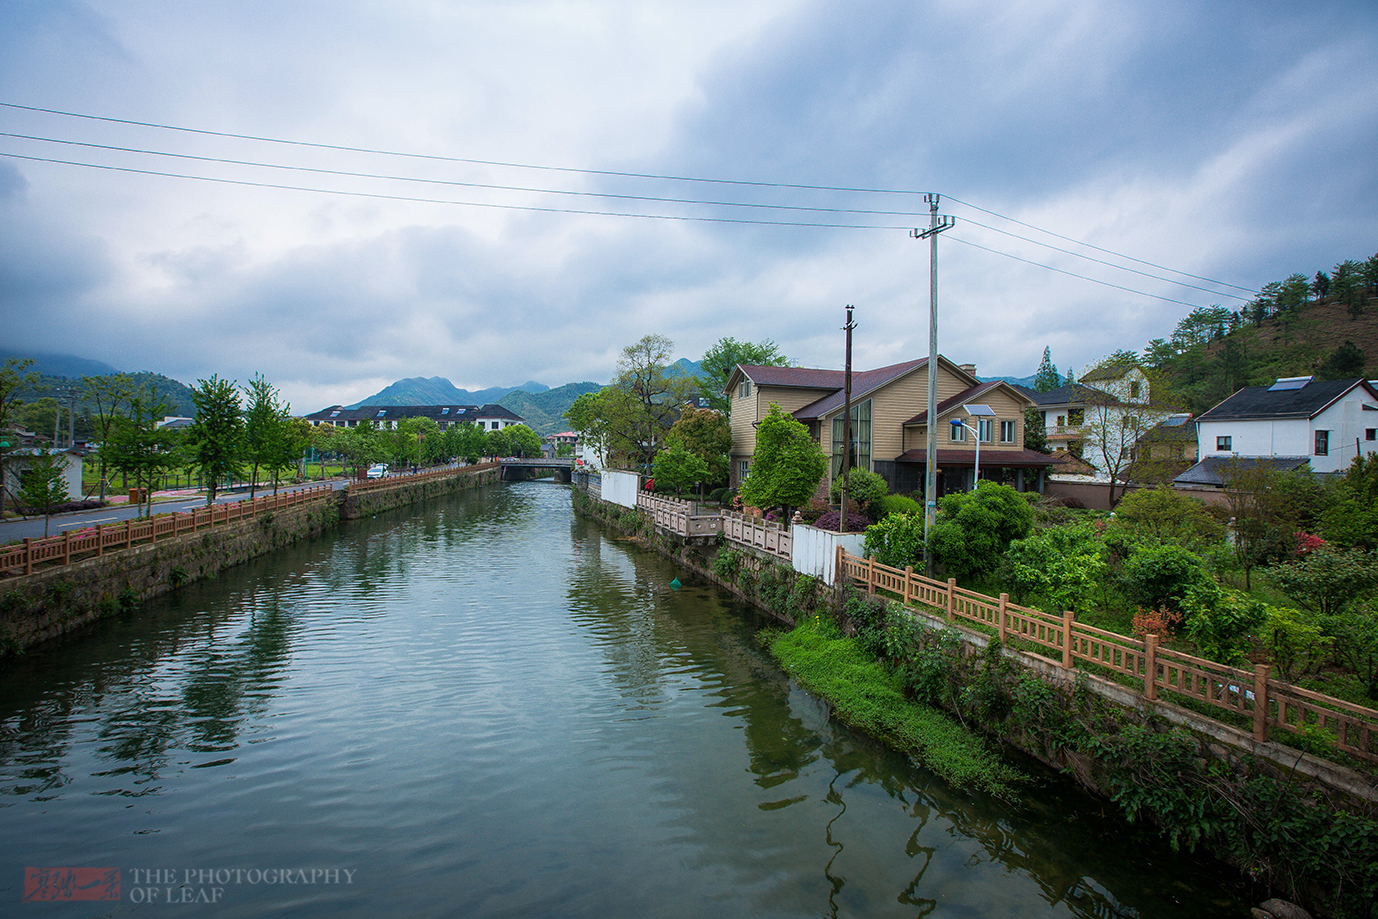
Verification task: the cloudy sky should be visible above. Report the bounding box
[2,1,1376,412]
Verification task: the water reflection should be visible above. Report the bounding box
[0,483,1248,918]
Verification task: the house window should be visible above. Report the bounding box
[739,460,749,482]
[1000,420,1015,443]
[977,419,992,443]
[830,400,872,478]
[1216,436,1232,451]
[1056,415,1066,428]
[1068,408,1084,425]
[1367,428,1376,441]
[1315,430,1329,456]
[1129,380,1141,399]
[491,422,500,430]
[949,421,966,443]
[739,380,752,399]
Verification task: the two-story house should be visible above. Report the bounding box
[303,404,525,432]
[726,357,1052,497]
[1025,362,1165,484]
[1174,376,1378,486]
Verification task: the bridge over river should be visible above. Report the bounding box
[499,456,573,482]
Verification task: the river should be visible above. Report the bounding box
[0,481,1251,917]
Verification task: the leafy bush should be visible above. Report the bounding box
[1322,601,1378,701]
[876,494,923,518]
[1004,522,1106,613]
[1182,584,1266,663]
[1263,604,1332,682]
[1272,547,1378,616]
[797,493,829,524]
[863,512,926,569]
[829,468,889,517]
[1108,486,1223,549]
[927,482,1034,582]
[812,508,870,532]
[1122,543,1210,611]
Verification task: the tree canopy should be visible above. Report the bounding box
[187,374,244,504]
[566,335,691,470]
[738,403,826,516]
[698,337,790,413]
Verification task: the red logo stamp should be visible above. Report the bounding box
[23,867,121,901]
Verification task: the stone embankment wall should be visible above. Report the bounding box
[340,466,499,519]
[1,465,502,654]
[1,498,340,653]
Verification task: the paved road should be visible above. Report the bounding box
[0,479,350,542]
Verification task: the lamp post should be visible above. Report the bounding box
[950,404,995,491]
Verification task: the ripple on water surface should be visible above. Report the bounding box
[0,483,1251,918]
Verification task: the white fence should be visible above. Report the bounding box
[790,524,866,584]
[601,469,641,508]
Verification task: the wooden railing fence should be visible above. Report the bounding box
[1,485,337,577]
[837,549,1378,764]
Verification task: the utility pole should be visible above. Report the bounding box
[911,194,954,574]
[840,305,856,532]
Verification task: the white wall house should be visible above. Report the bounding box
[1190,376,1378,477]
[2,449,84,503]
[1030,364,1162,483]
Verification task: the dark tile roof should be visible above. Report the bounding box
[1027,382,1109,406]
[792,360,926,420]
[1080,361,1138,383]
[1172,455,1309,487]
[1196,378,1376,421]
[737,364,845,390]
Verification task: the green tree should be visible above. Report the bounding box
[615,334,692,468]
[103,385,180,517]
[310,424,337,479]
[15,448,70,536]
[1272,547,1378,618]
[82,372,138,501]
[505,424,543,458]
[863,512,926,569]
[186,375,244,505]
[1319,453,1378,550]
[1222,461,1315,588]
[1005,521,1106,613]
[335,421,388,478]
[242,375,291,498]
[1023,407,1050,454]
[1032,346,1061,392]
[1323,602,1378,700]
[738,403,827,519]
[699,337,790,413]
[1317,340,1366,380]
[1106,486,1223,549]
[829,467,889,519]
[0,358,40,516]
[1077,355,1173,506]
[1122,543,1211,612]
[928,481,1034,582]
[652,444,709,497]
[666,405,731,487]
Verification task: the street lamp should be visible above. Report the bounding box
[950,403,995,491]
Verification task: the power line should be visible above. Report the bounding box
[1,100,1259,299]
[944,195,1258,295]
[0,151,908,231]
[0,131,932,221]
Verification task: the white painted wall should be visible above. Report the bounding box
[791,524,865,585]
[602,469,641,508]
[1196,387,1378,474]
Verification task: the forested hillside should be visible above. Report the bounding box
[1148,254,1377,414]
[499,382,602,435]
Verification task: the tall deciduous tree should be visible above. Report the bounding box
[1077,355,1174,506]
[243,375,291,498]
[82,372,138,501]
[666,405,731,487]
[738,403,826,520]
[187,375,244,505]
[103,385,180,517]
[0,357,39,516]
[566,335,691,470]
[15,448,70,536]
[699,337,789,413]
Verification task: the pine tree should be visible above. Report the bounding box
[1032,347,1061,392]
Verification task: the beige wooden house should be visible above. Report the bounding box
[726,357,1054,497]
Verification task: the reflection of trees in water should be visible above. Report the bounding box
[0,583,300,800]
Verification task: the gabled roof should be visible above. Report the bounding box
[902,380,1032,426]
[1196,378,1378,422]
[732,363,844,393]
[793,360,925,420]
[301,403,525,423]
[1080,361,1140,383]
[893,447,1061,469]
[1173,455,1310,487]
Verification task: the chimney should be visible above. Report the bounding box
[959,363,976,378]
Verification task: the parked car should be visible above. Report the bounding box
[366,464,388,479]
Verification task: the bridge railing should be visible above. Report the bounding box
[636,493,722,537]
[721,511,792,560]
[348,462,496,492]
[0,485,337,577]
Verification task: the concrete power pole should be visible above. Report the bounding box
[840,305,855,532]
[912,194,954,574]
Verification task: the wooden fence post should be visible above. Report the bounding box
[866,556,875,595]
[125,519,133,550]
[835,545,844,586]
[23,538,32,576]
[904,567,914,605]
[97,524,104,557]
[947,579,956,622]
[1253,664,1270,743]
[1062,610,1076,669]
[1144,633,1158,701]
[997,593,1008,644]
